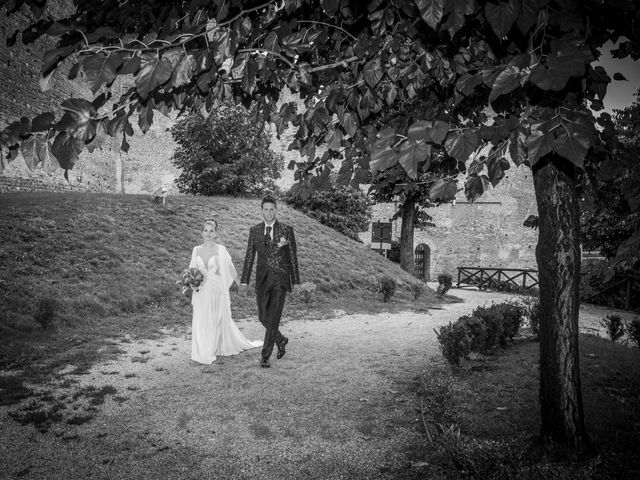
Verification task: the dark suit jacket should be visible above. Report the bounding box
[241,221,300,292]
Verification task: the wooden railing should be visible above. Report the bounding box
[584,273,640,311]
[457,266,539,292]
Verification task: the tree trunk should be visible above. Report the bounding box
[532,157,588,453]
[399,198,416,275]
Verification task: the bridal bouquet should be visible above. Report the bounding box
[178,268,204,296]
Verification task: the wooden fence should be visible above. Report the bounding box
[457,266,539,292]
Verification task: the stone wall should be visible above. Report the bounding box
[0,1,179,194]
[361,166,539,280]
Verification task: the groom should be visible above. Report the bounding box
[240,195,300,368]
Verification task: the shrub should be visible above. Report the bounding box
[437,272,453,296]
[170,103,283,196]
[298,282,317,304]
[377,275,397,303]
[435,321,471,366]
[601,313,625,342]
[458,315,489,353]
[284,184,372,241]
[410,281,425,300]
[492,302,525,344]
[471,305,505,350]
[627,317,640,348]
[33,296,60,329]
[519,295,540,340]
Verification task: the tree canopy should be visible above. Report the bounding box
[2,0,640,452]
[170,102,283,196]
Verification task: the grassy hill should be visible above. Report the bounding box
[0,192,441,372]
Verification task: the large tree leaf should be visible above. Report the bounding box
[231,53,248,80]
[428,120,450,144]
[553,129,590,169]
[60,98,96,120]
[119,55,141,75]
[407,120,431,142]
[485,0,520,39]
[41,44,78,76]
[516,0,540,35]
[444,130,479,163]
[526,130,554,166]
[529,43,592,91]
[523,214,539,229]
[416,0,445,30]
[465,173,492,202]
[340,111,358,137]
[21,134,40,170]
[31,112,56,132]
[363,56,383,88]
[86,122,108,153]
[397,140,430,179]
[170,53,196,88]
[39,69,55,92]
[59,99,97,142]
[327,128,343,151]
[507,130,526,166]
[135,55,173,100]
[488,65,521,101]
[370,147,397,176]
[37,136,60,172]
[82,53,122,94]
[138,102,154,134]
[408,120,450,144]
[429,177,458,202]
[242,57,258,94]
[487,155,510,187]
[51,132,83,170]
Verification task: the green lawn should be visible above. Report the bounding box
[0,192,439,375]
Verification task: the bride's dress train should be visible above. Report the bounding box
[189,246,262,364]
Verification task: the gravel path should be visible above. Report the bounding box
[0,287,631,480]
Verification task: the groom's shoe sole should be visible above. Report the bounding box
[276,337,289,359]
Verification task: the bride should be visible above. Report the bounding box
[188,217,262,364]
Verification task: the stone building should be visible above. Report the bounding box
[360,166,539,280]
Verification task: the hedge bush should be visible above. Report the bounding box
[435,321,471,367]
[435,301,526,366]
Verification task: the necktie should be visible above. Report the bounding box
[265,226,272,247]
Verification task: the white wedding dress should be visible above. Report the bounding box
[189,245,262,364]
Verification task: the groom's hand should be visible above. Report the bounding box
[239,283,248,295]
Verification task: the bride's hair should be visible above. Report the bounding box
[203,217,218,229]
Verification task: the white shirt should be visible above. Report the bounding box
[264,222,275,240]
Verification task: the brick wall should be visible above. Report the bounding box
[0,1,179,194]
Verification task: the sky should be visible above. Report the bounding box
[595,42,640,115]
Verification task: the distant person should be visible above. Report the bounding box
[188,218,262,365]
[240,196,300,368]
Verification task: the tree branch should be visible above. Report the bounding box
[307,56,358,73]
[237,48,295,69]
[297,20,357,41]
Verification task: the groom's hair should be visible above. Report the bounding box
[261,195,277,208]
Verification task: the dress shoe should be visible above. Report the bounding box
[260,358,271,368]
[276,337,289,359]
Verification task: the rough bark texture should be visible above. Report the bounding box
[400,199,416,275]
[533,157,588,452]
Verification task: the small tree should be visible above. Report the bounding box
[171,103,283,196]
